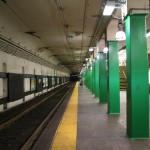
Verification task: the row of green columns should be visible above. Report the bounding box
[83,14,149,139]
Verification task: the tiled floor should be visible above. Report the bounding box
[77,86,150,150]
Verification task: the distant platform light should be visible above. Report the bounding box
[103,47,109,53]
[89,47,94,52]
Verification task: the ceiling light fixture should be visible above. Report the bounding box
[85,58,89,61]
[103,0,126,17]
[103,47,109,53]
[89,47,94,52]
[115,31,126,41]
[103,1,115,16]
[115,21,126,41]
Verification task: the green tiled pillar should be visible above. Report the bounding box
[99,52,108,103]
[86,68,88,87]
[108,41,120,114]
[84,70,87,87]
[92,62,95,94]
[82,72,85,79]
[87,66,90,90]
[82,72,85,86]
[89,65,93,92]
[94,61,96,96]
[87,66,89,89]
[125,14,149,139]
[95,59,99,97]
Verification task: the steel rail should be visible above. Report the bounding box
[0,83,69,130]
[21,85,72,150]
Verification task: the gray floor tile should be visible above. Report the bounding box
[77,86,150,150]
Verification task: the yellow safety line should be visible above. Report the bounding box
[51,83,78,150]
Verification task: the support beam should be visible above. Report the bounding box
[125,14,149,139]
[107,41,120,114]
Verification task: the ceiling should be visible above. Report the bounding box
[0,0,150,73]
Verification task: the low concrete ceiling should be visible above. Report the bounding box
[0,0,149,73]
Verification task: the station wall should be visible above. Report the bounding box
[0,51,70,112]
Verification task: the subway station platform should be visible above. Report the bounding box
[32,83,150,150]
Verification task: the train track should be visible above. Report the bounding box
[0,83,74,150]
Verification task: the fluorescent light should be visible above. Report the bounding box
[103,5,115,15]
[103,1,115,16]
[115,31,126,41]
[103,47,108,53]
[146,31,150,37]
[89,47,94,52]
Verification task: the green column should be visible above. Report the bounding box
[86,69,88,87]
[85,69,88,87]
[87,65,91,91]
[86,68,88,87]
[93,61,96,95]
[125,14,149,139]
[90,65,93,92]
[82,72,85,79]
[87,66,90,90]
[95,59,99,97]
[92,62,95,94]
[99,52,108,103]
[108,41,120,114]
